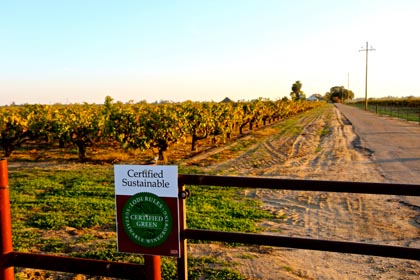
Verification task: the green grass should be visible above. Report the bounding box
[228,139,257,152]
[10,166,115,232]
[8,164,275,279]
[271,104,330,139]
[188,256,247,280]
[187,185,274,233]
[351,103,420,123]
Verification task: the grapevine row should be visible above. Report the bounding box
[355,97,420,107]
[0,97,322,162]
[351,97,420,124]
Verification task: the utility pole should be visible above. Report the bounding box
[347,72,349,93]
[359,42,376,110]
[346,72,350,103]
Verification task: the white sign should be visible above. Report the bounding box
[114,165,178,197]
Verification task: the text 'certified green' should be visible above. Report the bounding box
[122,192,172,248]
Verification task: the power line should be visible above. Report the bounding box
[359,42,376,110]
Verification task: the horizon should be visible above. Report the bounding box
[1,1,420,105]
[3,94,419,107]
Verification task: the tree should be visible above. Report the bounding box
[327,86,355,103]
[290,81,305,101]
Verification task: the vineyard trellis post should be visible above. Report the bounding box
[0,159,14,280]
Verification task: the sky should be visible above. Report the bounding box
[1,0,420,105]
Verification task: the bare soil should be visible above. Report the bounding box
[183,104,420,279]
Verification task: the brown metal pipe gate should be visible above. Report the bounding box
[178,174,420,262]
[1,159,420,280]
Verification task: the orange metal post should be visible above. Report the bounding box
[144,255,161,280]
[0,159,14,280]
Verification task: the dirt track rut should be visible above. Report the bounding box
[188,104,420,280]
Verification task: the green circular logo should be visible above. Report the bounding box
[122,192,172,248]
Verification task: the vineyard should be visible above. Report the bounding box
[4,103,419,279]
[350,97,420,124]
[0,97,322,163]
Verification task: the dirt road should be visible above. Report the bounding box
[187,104,420,279]
[336,103,420,185]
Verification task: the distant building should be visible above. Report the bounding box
[221,97,234,103]
[306,95,321,101]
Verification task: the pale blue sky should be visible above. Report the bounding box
[1,0,419,104]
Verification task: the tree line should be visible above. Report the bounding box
[289,80,355,103]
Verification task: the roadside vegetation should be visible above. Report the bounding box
[349,97,420,124]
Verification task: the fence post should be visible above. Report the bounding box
[0,159,14,280]
[144,255,161,280]
[177,183,188,280]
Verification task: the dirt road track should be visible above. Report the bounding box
[336,103,420,185]
[337,104,420,213]
[188,104,420,279]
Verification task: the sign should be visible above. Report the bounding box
[114,165,180,257]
